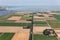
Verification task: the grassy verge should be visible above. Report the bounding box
[33,34,58,40]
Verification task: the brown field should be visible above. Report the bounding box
[0,26,23,33]
[7,16,21,21]
[12,29,30,40]
[33,26,51,34]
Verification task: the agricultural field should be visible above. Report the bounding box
[0,23,31,26]
[34,21,48,26]
[0,17,6,22]
[0,17,9,23]
[53,14,60,20]
[0,13,32,27]
[47,20,60,28]
[21,15,32,20]
[12,13,32,20]
[12,13,22,16]
[0,33,14,40]
[33,34,58,40]
[34,18,45,21]
[0,11,60,40]
[0,13,12,23]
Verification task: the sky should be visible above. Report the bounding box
[0,0,60,6]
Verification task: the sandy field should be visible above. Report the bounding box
[12,29,30,40]
[0,26,23,33]
[7,16,21,21]
[33,26,51,34]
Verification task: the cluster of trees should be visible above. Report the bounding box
[43,29,57,37]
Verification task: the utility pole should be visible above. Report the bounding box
[29,12,36,40]
[29,13,34,40]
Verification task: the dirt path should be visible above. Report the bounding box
[12,29,30,40]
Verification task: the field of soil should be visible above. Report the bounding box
[8,16,21,21]
[12,29,30,40]
[0,26,23,33]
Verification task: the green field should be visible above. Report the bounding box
[0,33,14,40]
[0,17,7,22]
[53,14,60,20]
[47,20,60,28]
[0,23,31,26]
[34,21,48,26]
[0,15,12,23]
[0,14,32,27]
[12,14,32,20]
[21,15,32,20]
[33,34,58,40]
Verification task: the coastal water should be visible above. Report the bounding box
[0,10,14,16]
[0,6,60,16]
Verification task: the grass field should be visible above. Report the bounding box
[53,14,60,20]
[34,21,48,26]
[12,14,22,16]
[21,15,32,20]
[12,14,32,20]
[0,17,7,22]
[0,33,14,40]
[0,23,31,26]
[0,15,12,23]
[47,20,60,28]
[33,34,58,40]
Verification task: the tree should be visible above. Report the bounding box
[43,29,50,36]
[43,29,57,37]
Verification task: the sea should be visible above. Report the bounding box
[0,6,60,16]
